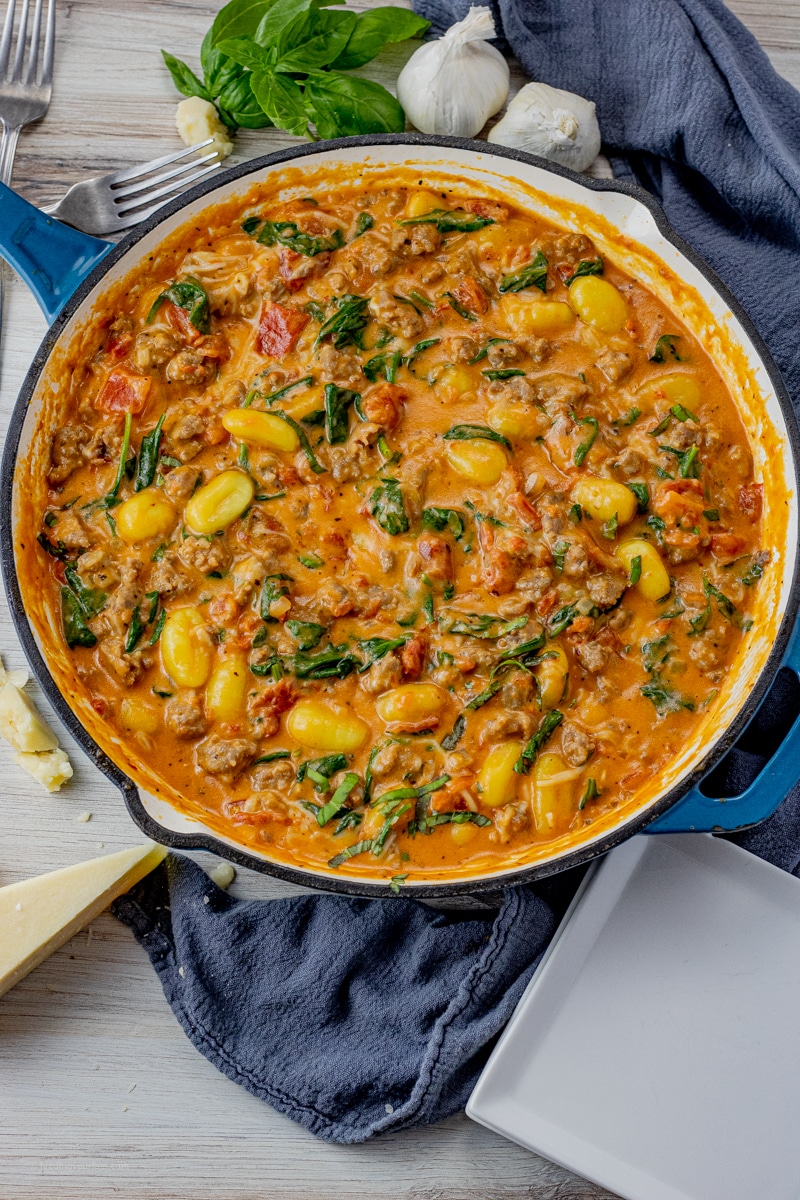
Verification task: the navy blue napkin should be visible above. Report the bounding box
[114,0,800,1142]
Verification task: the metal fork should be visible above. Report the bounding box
[0,0,55,339]
[40,139,222,236]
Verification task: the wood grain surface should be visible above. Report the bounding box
[0,1,796,1196]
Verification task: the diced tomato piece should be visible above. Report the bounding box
[462,197,508,222]
[95,368,152,415]
[256,301,310,358]
[739,483,763,522]
[511,492,542,530]
[401,634,427,679]
[711,532,747,562]
[106,331,133,360]
[450,275,489,316]
[166,301,203,345]
[654,479,705,529]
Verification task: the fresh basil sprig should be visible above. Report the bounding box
[161,0,429,140]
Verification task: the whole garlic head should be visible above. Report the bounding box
[397,6,510,139]
[488,81,601,173]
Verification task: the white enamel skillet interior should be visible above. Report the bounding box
[3,134,800,898]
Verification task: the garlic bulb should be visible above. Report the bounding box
[397,6,509,139]
[488,82,601,173]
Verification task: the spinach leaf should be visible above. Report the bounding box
[627,481,650,512]
[641,674,695,716]
[441,714,466,751]
[499,250,548,294]
[356,636,408,672]
[107,411,134,505]
[650,334,683,363]
[335,810,362,834]
[315,772,360,827]
[405,338,440,375]
[444,292,477,322]
[421,506,465,540]
[294,645,359,679]
[64,566,107,619]
[285,619,326,650]
[124,604,146,654]
[303,71,405,138]
[396,209,494,233]
[548,603,578,637]
[323,383,358,444]
[370,477,409,536]
[363,351,402,383]
[671,403,698,423]
[641,634,674,673]
[619,406,641,426]
[515,710,564,774]
[703,508,720,522]
[252,218,345,257]
[440,611,527,640]
[573,414,599,467]
[412,811,491,834]
[629,555,642,585]
[147,278,210,333]
[148,607,167,646]
[297,552,324,570]
[61,587,97,649]
[742,560,764,587]
[328,839,373,868]
[579,778,600,810]
[37,532,69,561]
[271,409,326,473]
[135,414,166,492]
[314,293,370,350]
[353,212,374,238]
[565,258,603,285]
[259,375,314,406]
[443,424,511,450]
[260,573,292,622]
[601,513,619,540]
[253,749,292,765]
[330,6,430,70]
[704,577,742,625]
[482,368,526,381]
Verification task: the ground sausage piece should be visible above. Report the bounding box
[501,669,535,709]
[76,547,119,591]
[231,556,266,605]
[486,341,522,368]
[48,425,90,485]
[612,448,643,478]
[179,536,231,575]
[369,290,423,338]
[55,509,91,551]
[133,329,180,370]
[165,695,208,739]
[196,736,258,781]
[360,652,403,695]
[449,335,479,363]
[479,711,534,746]
[530,373,589,408]
[586,571,627,609]
[105,560,144,629]
[563,542,589,579]
[165,350,215,386]
[575,639,610,673]
[317,343,364,388]
[149,551,193,597]
[369,740,426,781]
[163,464,201,505]
[596,349,632,382]
[391,223,441,257]
[250,758,296,792]
[561,722,595,766]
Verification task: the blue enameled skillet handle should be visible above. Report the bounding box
[0,180,113,324]
[648,621,800,833]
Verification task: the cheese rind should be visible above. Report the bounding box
[0,843,168,998]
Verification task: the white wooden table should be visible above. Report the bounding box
[1,2,797,1195]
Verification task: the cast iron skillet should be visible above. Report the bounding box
[2,133,800,898]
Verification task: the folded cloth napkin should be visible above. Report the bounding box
[114,0,800,1142]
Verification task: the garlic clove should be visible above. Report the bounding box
[397,5,510,139]
[488,81,602,173]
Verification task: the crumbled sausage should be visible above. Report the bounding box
[149,551,193,597]
[561,722,595,766]
[530,373,589,407]
[165,695,208,739]
[575,640,610,673]
[134,329,180,370]
[449,335,479,363]
[179,536,231,575]
[360,652,403,695]
[251,757,296,792]
[231,556,266,604]
[501,669,535,709]
[55,509,91,551]
[163,464,201,505]
[391,223,441,257]
[586,571,627,609]
[486,341,522,368]
[479,711,534,746]
[48,426,89,485]
[196,736,258,781]
[596,349,632,382]
[317,343,363,388]
[612,448,643,478]
[369,290,423,338]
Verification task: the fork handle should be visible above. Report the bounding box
[0,180,113,324]
[0,124,21,185]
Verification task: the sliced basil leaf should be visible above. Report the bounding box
[442,424,511,450]
[650,334,683,363]
[370,477,409,536]
[499,250,547,294]
[396,208,494,233]
[565,258,603,285]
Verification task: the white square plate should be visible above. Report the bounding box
[467,833,800,1200]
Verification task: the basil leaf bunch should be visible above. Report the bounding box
[161,0,430,140]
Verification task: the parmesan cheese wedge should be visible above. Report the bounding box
[0,843,167,998]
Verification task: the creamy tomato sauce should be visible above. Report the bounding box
[32,174,767,883]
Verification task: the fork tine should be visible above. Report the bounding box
[115,162,221,218]
[112,151,219,201]
[106,138,215,186]
[10,0,29,82]
[0,0,16,79]
[40,0,53,83]
[24,0,41,86]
